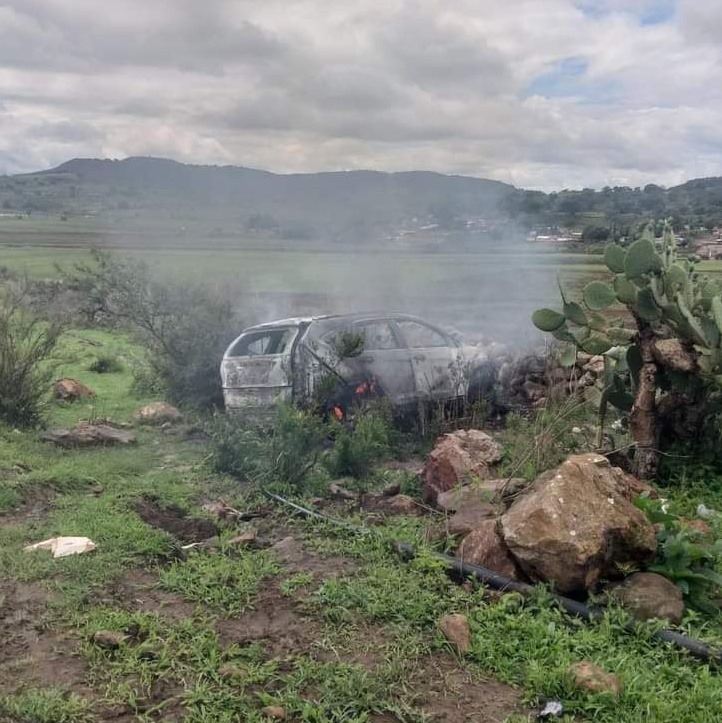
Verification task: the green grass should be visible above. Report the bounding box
[160,548,279,615]
[3,325,722,721]
[0,688,94,723]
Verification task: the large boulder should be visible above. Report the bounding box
[422,430,502,503]
[499,454,657,593]
[611,572,684,625]
[457,519,520,579]
[53,378,95,401]
[43,422,137,448]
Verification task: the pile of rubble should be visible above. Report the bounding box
[422,430,687,624]
[496,351,606,409]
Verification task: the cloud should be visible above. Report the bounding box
[0,0,720,189]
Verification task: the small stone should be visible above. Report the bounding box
[384,494,424,516]
[382,481,402,497]
[228,531,258,548]
[262,706,287,719]
[329,481,356,500]
[91,485,105,495]
[611,572,684,625]
[92,630,128,649]
[568,661,621,696]
[437,613,471,652]
[135,402,183,425]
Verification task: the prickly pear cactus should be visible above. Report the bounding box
[532,221,722,475]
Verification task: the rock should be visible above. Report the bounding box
[568,661,621,696]
[42,422,136,448]
[457,520,520,579]
[329,480,356,500]
[228,531,258,548]
[135,402,183,424]
[436,479,526,512]
[382,481,402,497]
[583,356,605,375]
[579,371,596,386]
[53,378,95,401]
[611,471,659,503]
[576,351,592,365]
[447,505,496,536]
[437,482,498,511]
[384,494,424,516]
[422,430,502,503]
[269,536,301,561]
[611,572,684,625]
[499,454,657,593]
[437,613,471,652]
[92,630,128,649]
[262,706,287,720]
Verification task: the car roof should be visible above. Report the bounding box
[243,312,431,333]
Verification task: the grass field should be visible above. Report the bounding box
[0,220,615,349]
[2,329,722,722]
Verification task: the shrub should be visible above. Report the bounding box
[62,251,241,410]
[208,404,326,489]
[326,408,392,480]
[87,354,123,373]
[0,283,62,427]
[634,493,722,612]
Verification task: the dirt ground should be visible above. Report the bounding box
[0,494,524,722]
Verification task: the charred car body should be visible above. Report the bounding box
[221,312,496,418]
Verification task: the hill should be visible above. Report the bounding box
[3,156,722,242]
[0,157,515,241]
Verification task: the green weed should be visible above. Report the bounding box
[0,688,93,723]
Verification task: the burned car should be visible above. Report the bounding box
[221,312,496,418]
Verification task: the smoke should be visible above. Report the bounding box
[190,231,556,349]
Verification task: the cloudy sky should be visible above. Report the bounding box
[0,0,720,189]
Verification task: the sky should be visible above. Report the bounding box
[0,0,720,189]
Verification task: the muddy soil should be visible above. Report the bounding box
[132,497,219,544]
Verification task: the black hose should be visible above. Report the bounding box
[262,488,722,666]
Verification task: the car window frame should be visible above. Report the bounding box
[393,319,455,349]
[227,327,296,357]
[351,318,405,351]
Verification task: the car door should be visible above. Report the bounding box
[221,326,298,412]
[395,319,461,402]
[343,319,418,407]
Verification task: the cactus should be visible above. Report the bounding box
[532,221,722,479]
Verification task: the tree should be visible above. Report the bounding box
[582,224,610,243]
[533,222,722,479]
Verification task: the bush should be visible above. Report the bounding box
[634,494,722,612]
[0,283,62,427]
[326,408,392,480]
[87,354,123,374]
[62,251,241,410]
[208,404,326,489]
